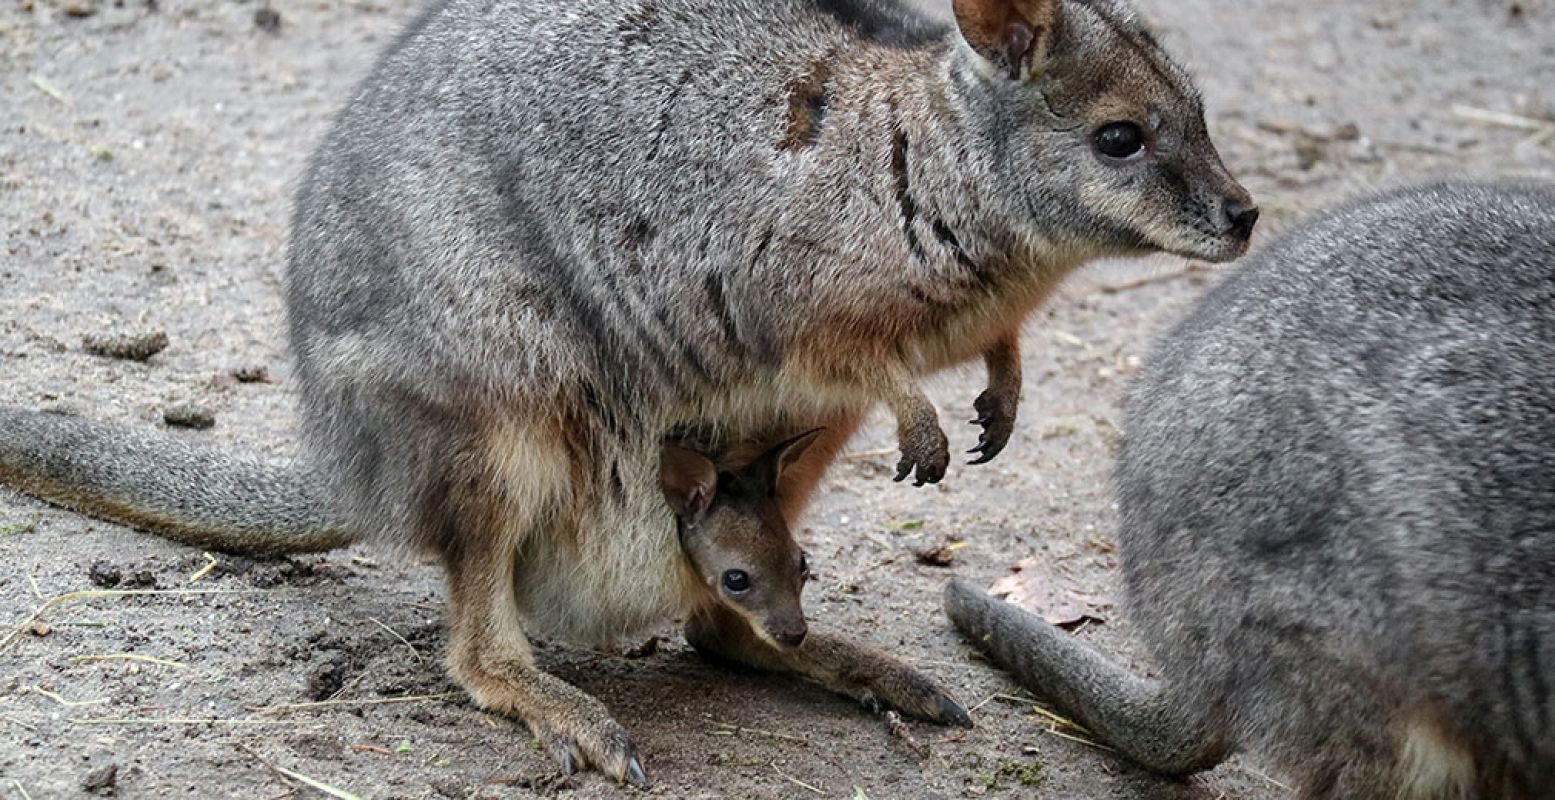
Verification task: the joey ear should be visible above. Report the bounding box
[660,444,717,526]
[774,427,825,479]
[951,0,1062,81]
[749,427,826,492]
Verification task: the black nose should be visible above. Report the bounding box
[1225,199,1259,241]
[773,628,807,648]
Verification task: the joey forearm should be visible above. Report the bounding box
[684,605,972,728]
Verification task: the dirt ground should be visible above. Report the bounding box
[2,0,1552,798]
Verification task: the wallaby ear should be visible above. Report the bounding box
[747,427,826,492]
[660,443,717,526]
[951,0,1062,81]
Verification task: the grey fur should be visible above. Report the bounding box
[948,180,1555,799]
[0,406,351,555]
[288,0,1251,567]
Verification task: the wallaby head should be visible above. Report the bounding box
[948,0,1256,262]
[659,429,824,649]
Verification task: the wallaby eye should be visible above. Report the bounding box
[722,569,751,595]
[1094,121,1146,160]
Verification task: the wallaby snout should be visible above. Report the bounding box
[1223,197,1259,242]
[1187,158,1259,260]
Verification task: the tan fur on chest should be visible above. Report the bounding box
[796,263,1054,387]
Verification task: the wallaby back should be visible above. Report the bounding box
[950,180,1555,799]
[0,407,351,555]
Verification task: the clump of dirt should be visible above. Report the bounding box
[81,331,168,362]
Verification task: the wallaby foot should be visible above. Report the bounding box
[685,603,972,728]
[968,334,1021,465]
[944,579,1228,775]
[890,388,950,486]
[446,539,645,785]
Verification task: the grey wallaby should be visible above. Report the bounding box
[0,0,1255,782]
[947,180,1555,799]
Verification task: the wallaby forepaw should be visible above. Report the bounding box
[967,387,1017,465]
[530,714,646,786]
[894,424,950,486]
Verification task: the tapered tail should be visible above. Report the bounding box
[944,578,1228,775]
[0,406,354,555]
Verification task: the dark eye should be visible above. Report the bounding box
[799,552,810,579]
[1094,122,1146,160]
[722,569,751,594]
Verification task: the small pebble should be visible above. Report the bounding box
[254,5,281,32]
[63,0,97,16]
[88,560,123,588]
[914,543,957,567]
[231,364,269,383]
[164,404,215,430]
[82,763,118,796]
[122,570,158,589]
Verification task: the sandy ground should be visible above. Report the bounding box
[2,0,1552,798]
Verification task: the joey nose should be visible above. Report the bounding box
[1225,199,1260,241]
[771,625,807,648]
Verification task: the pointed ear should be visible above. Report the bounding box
[773,427,825,480]
[951,0,1062,81]
[746,427,826,493]
[660,443,717,526]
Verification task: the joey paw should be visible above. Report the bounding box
[530,714,646,786]
[860,661,974,729]
[967,387,1017,465]
[893,424,950,487]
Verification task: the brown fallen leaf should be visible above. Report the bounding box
[989,558,1113,629]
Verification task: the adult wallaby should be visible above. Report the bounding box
[0,0,1254,783]
[947,180,1555,799]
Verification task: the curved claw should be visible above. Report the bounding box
[626,757,649,787]
[894,461,912,482]
[937,694,975,729]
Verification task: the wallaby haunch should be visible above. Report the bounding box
[947,180,1555,799]
[1,0,1254,782]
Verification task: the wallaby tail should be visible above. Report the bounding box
[944,578,1229,776]
[0,406,355,555]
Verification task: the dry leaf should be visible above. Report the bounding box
[989,558,1113,629]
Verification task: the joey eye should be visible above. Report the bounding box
[1094,122,1146,160]
[722,569,751,595]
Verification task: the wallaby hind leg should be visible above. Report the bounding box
[944,579,1229,775]
[444,535,645,785]
[684,602,973,728]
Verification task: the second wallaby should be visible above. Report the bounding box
[1,0,1254,783]
[947,180,1555,799]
